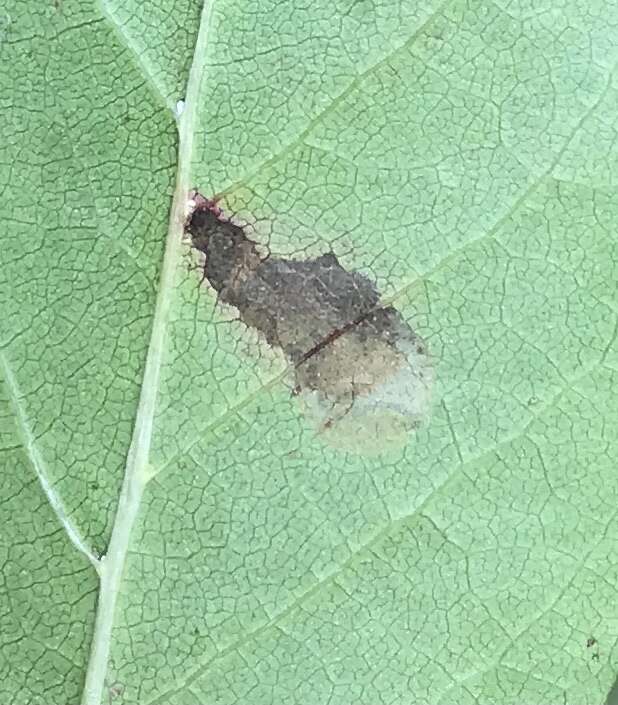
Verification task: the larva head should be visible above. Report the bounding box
[184,192,261,295]
[186,206,221,254]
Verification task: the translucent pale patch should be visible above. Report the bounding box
[298,332,434,455]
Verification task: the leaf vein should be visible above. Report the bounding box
[96,0,175,115]
[0,350,101,570]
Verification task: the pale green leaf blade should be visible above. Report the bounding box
[1,1,618,704]
[1,0,178,701]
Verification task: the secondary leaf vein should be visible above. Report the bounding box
[0,350,101,571]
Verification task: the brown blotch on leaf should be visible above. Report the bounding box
[186,194,434,453]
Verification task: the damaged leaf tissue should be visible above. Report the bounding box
[185,192,434,453]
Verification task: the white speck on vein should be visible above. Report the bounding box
[175,99,186,119]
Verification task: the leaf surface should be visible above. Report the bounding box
[1,1,617,704]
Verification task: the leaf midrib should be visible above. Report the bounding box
[79,1,216,703]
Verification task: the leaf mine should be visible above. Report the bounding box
[186,193,434,453]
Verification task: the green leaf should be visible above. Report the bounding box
[2,1,617,704]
